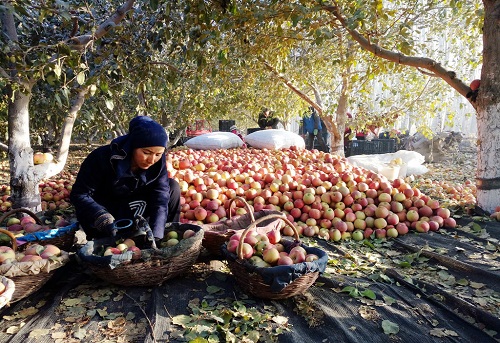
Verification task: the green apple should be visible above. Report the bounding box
[166,231,178,240]
[6,217,20,227]
[352,230,364,241]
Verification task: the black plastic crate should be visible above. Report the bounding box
[346,139,396,157]
[247,127,262,134]
[219,120,235,132]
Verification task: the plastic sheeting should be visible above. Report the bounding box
[0,218,498,343]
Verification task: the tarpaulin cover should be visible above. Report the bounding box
[0,218,498,343]
[16,222,79,243]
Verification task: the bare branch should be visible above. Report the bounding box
[260,58,340,140]
[417,67,438,77]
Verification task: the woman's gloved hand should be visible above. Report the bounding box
[104,222,118,236]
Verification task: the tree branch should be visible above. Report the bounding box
[324,3,473,102]
[69,0,136,49]
[260,58,340,140]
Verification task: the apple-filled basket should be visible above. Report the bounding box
[77,220,204,287]
[202,196,283,256]
[0,208,78,252]
[221,214,328,300]
[0,276,15,309]
[0,228,70,303]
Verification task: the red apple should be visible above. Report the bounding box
[277,255,294,266]
[104,247,122,256]
[289,247,306,263]
[226,239,240,253]
[443,217,457,228]
[415,220,430,233]
[470,79,480,91]
[396,223,409,235]
[194,207,208,221]
[267,230,281,244]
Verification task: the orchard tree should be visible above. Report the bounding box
[0,0,262,211]
[0,0,215,210]
[210,1,487,209]
[319,1,495,212]
[203,1,475,156]
[0,0,145,210]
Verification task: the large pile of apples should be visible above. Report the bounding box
[0,146,479,242]
[167,147,473,241]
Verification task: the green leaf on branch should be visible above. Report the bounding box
[76,71,86,85]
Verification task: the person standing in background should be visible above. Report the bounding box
[303,107,328,152]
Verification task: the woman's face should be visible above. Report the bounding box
[131,146,165,171]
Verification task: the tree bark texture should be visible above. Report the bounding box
[475,0,500,212]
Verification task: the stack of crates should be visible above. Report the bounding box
[219,120,235,132]
[346,139,396,157]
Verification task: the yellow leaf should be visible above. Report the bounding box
[28,328,50,337]
[51,332,67,339]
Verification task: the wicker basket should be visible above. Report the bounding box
[0,208,77,252]
[202,196,283,256]
[202,196,254,255]
[0,276,15,309]
[222,214,326,300]
[0,228,70,303]
[80,222,204,287]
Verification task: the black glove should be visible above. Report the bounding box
[134,215,157,249]
[104,222,118,237]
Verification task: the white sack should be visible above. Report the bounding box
[245,129,305,150]
[185,132,244,150]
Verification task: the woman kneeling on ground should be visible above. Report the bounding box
[70,116,181,246]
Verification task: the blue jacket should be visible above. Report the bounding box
[69,134,170,239]
[303,111,322,134]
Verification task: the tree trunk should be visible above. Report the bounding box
[475,0,500,213]
[332,72,350,156]
[7,88,41,211]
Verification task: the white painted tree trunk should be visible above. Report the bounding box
[475,104,500,213]
[474,0,500,213]
[7,88,42,211]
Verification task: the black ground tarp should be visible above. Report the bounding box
[0,218,498,343]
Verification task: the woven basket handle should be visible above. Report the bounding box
[0,208,43,226]
[0,228,18,252]
[236,213,299,260]
[228,196,255,222]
